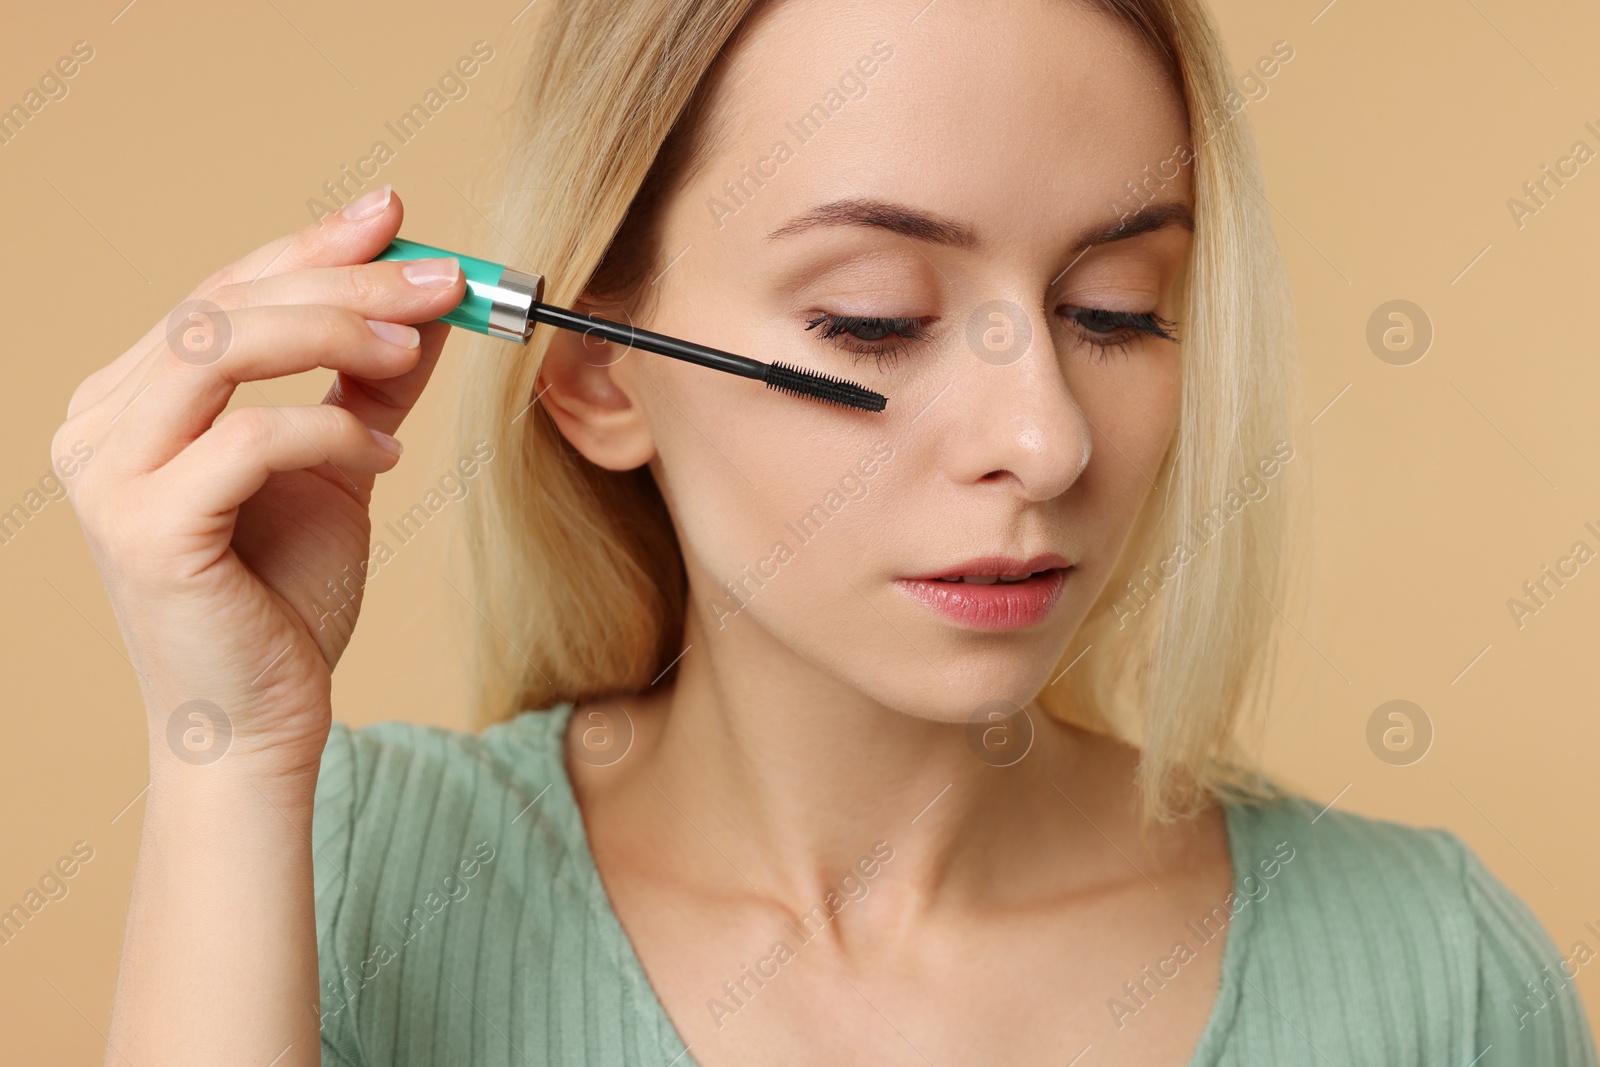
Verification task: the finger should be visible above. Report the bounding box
[66,316,180,426]
[102,305,425,471]
[160,403,403,520]
[210,257,465,325]
[322,319,450,439]
[89,243,453,438]
[88,254,461,459]
[101,255,459,460]
[195,184,403,296]
[67,185,406,421]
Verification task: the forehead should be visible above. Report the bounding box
[686,0,1191,250]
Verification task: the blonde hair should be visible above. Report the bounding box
[457,0,1301,823]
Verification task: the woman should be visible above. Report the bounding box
[62,0,1596,1063]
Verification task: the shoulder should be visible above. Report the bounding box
[1215,789,1597,1065]
[313,706,569,824]
[311,704,578,898]
[310,705,592,1058]
[1224,788,1465,895]
[312,707,573,883]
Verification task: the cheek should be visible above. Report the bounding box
[641,358,894,604]
[1064,352,1182,561]
[1070,351,1182,477]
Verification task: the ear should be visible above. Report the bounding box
[533,296,656,471]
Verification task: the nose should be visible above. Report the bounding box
[938,304,1093,502]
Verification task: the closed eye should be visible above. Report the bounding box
[802,306,1180,369]
[1059,306,1179,361]
[804,313,931,370]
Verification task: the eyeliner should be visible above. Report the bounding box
[372,238,887,413]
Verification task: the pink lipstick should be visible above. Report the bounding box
[894,554,1071,631]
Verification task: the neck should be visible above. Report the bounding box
[628,601,1114,925]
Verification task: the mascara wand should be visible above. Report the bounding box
[372,238,888,413]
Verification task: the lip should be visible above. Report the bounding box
[904,553,1072,581]
[895,553,1073,631]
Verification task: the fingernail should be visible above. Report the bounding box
[366,319,420,347]
[341,184,391,221]
[369,428,403,455]
[402,257,460,289]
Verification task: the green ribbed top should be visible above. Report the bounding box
[312,703,1597,1065]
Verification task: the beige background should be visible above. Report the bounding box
[3,0,1597,1059]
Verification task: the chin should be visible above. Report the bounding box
[851,656,1059,727]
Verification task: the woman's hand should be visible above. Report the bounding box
[67,187,470,1065]
[54,185,464,778]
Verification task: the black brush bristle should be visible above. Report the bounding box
[762,361,887,412]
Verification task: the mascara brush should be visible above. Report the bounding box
[372,237,888,413]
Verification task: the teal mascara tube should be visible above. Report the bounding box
[372,237,545,343]
[369,237,888,413]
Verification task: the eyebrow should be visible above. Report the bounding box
[763,196,1194,257]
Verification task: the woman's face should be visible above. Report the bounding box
[565,0,1192,722]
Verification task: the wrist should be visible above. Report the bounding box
[144,718,330,817]
[145,749,324,828]
[143,682,332,774]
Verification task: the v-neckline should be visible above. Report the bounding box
[538,701,1253,1067]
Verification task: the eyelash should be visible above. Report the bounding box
[803,313,930,369]
[802,307,1180,369]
